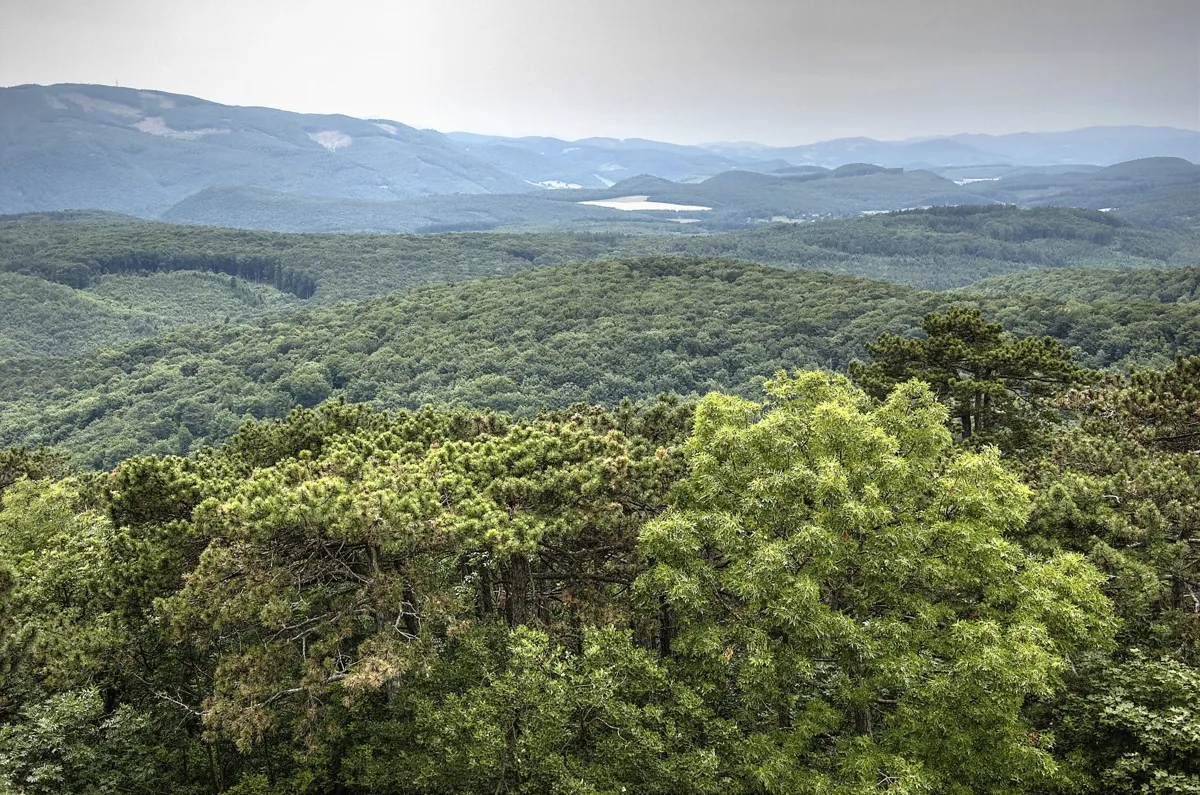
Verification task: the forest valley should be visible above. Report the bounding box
[0,308,1197,794]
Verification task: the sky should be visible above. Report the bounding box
[0,0,1196,145]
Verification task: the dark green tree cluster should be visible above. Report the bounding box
[4,207,1197,362]
[3,203,1195,315]
[852,307,1092,452]
[1014,356,1200,793]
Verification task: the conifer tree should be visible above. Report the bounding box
[852,307,1091,452]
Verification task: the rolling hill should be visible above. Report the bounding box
[463,127,1200,182]
[704,126,1200,170]
[946,126,1200,167]
[443,133,754,188]
[541,167,997,227]
[2,83,1196,228]
[961,264,1200,303]
[160,167,1003,232]
[969,157,1200,229]
[159,185,686,234]
[3,255,1199,467]
[3,205,1197,360]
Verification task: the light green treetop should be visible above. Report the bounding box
[638,372,1116,794]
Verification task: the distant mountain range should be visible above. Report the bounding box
[702,128,1200,174]
[0,83,532,216]
[157,159,1200,235]
[160,165,1004,233]
[1,83,1198,225]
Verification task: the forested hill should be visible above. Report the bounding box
[4,256,1198,468]
[3,205,1196,358]
[155,157,1200,234]
[5,364,1195,793]
[159,168,998,232]
[964,264,1200,303]
[970,157,1200,229]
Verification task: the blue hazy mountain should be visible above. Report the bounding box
[2,83,1196,224]
[0,83,534,216]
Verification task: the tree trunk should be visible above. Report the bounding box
[402,582,421,638]
[505,556,531,627]
[854,706,873,737]
[478,565,494,616]
[658,596,673,658]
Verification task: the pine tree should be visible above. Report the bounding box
[852,307,1091,452]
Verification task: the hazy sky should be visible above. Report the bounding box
[1,0,1196,144]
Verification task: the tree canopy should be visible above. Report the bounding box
[1,369,1171,794]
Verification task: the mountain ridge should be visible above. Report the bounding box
[4,82,1198,218]
[0,82,535,216]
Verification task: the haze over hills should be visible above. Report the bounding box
[159,159,1200,234]
[161,166,1006,232]
[444,132,755,188]
[969,157,1200,229]
[0,83,534,216]
[2,82,1198,226]
[703,127,1200,172]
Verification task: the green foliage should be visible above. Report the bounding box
[0,690,164,795]
[0,269,295,358]
[8,252,1200,468]
[0,379,1134,793]
[3,204,1196,358]
[965,265,1200,304]
[0,258,931,467]
[0,448,67,499]
[637,372,1115,793]
[1,198,1199,791]
[1026,356,1200,657]
[1016,357,1200,792]
[1054,654,1200,794]
[852,307,1091,452]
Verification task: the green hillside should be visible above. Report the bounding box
[964,265,1200,303]
[11,202,1198,288]
[0,269,295,357]
[672,205,1200,287]
[973,157,1200,229]
[4,256,1199,468]
[160,186,684,234]
[3,205,1196,358]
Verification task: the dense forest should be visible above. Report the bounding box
[4,255,1200,468]
[2,198,1199,792]
[1,316,1197,793]
[3,205,1197,358]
